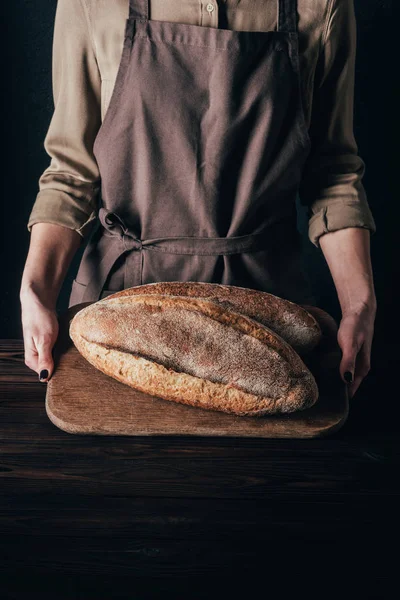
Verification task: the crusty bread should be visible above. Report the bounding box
[100,282,321,354]
[69,293,319,417]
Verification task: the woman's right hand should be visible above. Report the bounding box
[20,222,83,383]
[20,291,60,382]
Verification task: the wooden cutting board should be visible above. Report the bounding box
[46,302,349,438]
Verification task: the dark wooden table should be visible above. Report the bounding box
[1,339,399,599]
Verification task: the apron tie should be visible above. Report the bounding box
[79,207,298,302]
[80,207,147,301]
[101,208,143,252]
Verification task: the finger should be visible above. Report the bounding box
[35,334,55,382]
[23,335,39,373]
[338,332,363,385]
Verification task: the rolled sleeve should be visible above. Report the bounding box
[298,0,377,248]
[27,0,102,241]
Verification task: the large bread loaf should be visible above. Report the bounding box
[101,282,321,354]
[69,293,319,417]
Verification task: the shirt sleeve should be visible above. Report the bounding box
[298,0,377,249]
[26,0,102,241]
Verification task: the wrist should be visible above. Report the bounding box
[340,292,377,317]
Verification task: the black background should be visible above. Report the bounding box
[2,0,397,410]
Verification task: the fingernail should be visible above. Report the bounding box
[39,369,49,381]
[344,371,353,383]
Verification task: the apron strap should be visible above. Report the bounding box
[129,0,149,21]
[98,208,296,255]
[129,0,298,33]
[80,207,298,302]
[278,0,298,33]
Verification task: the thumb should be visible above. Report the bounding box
[337,317,361,386]
[339,338,357,385]
[36,338,55,383]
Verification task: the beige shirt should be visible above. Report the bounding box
[26,0,377,248]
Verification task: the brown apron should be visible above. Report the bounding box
[69,0,316,308]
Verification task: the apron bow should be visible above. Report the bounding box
[99,207,143,251]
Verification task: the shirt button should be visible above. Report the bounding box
[206,3,214,13]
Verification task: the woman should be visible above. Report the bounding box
[20,0,377,400]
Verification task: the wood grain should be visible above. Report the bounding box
[0,338,397,589]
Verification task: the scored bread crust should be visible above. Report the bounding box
[100,281,321,354]
[69,294,319,416]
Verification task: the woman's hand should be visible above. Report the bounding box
[337,300,376,398]
[318,227,377,400]
[20,222,82,382]
[20,290,59,382]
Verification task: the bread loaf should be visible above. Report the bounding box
[101,282,321,354]
[69,293,319,417]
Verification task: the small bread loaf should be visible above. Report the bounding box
[101,282,321,354]
[69,293,319,416]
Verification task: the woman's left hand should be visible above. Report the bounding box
[336,301,377,399]
[318,227,377,400]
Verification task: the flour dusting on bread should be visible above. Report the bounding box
[100,281,321,354]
